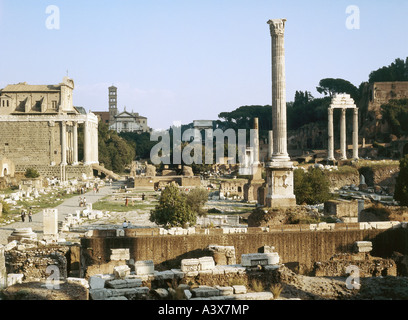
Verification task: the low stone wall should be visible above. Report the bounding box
[15,164,93,179]
[5,245,70,281]
[80,227,407,277]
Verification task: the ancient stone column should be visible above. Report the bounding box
[340,108,347,160]
[61,121,67,165]
[84,120,91,165]
[253,118,260,165]
[327,108,335,161]
[73,122,78,165]
[353,108,359,160]
[268,19,289,161]
[265,19,296,208]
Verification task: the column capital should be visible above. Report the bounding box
[328,107,334,115]
[353,107,359,114]
[267,19,286,36]
[341,108,346,115]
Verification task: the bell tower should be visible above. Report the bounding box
[108,85,118,126]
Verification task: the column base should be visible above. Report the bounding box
[266,196,297,208]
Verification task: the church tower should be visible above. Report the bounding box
[108,85,118,126]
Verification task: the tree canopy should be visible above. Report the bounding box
[381,99,408,138]
[316,78,360,102]
[294,168,332,205]
[369,58,408,83]
[149,183,197,228]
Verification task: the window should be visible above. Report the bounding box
[52,101,57,109]
[6,100,9,107]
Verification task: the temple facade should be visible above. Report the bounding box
[0,77,99,180]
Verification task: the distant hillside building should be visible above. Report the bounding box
[94,85,150,133]
[0,77,99,180]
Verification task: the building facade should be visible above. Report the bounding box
[0,77,99,179]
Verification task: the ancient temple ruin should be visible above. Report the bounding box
[0,77,99,180]
[327,93,359,161]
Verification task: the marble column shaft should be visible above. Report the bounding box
[353,108,359,159]
[327,108,334,160]
[269,19,289,161]
[340,108,347,160]
[61,121,67,165]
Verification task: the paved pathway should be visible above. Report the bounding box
[0,180,125,245]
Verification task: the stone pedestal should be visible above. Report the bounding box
[43,209,59,242]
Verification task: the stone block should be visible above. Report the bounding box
[154,271,174,281]
[106,279,142,289]
[216,286,234,296]
[7,273,24,287]
[192,286,220,298]
[89,276,106,289]
[43,209,58,236]
[232,285,247,294]
[110,248,130,261]
[199,256,215,270]
[113,265,131,279]
[66,277,89,289]
[171,269,184,279]
[181,258,200,272]
[235,292,273,300]
[135,260,154,275]
[241,253,280,267]
[90,288,109,300]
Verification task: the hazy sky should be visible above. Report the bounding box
[0,0,407,130]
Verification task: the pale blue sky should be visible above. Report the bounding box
[0,0,407,129]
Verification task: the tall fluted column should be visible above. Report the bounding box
[268,19,289,161]
[265,18,296,208]
[340,108,347,160]
[327,108,335,160]
[353,108,359,160]
[61,121,67,165]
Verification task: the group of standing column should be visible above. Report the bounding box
[327,94,359,161]
[60,113,99,167]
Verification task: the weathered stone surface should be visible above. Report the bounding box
[66,277,89,289]
[110,248,130,261]
[89,276,106,289]
[113,265,131,279]
[192,286,220,298]
[241,253,279,267]
[135,260,154,275]
[181,258,200,272]
[199,256,215,270]
[106,278,142,289]
[235,292,273,300]
[216,286,234,296]
[233,285,247,294]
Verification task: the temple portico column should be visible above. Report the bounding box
[353,108,359,160]
[340,108,347,160]
[73,122,78,165]
[84,120,91,165]
[327,108,335,161]
[61,121,67,165]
